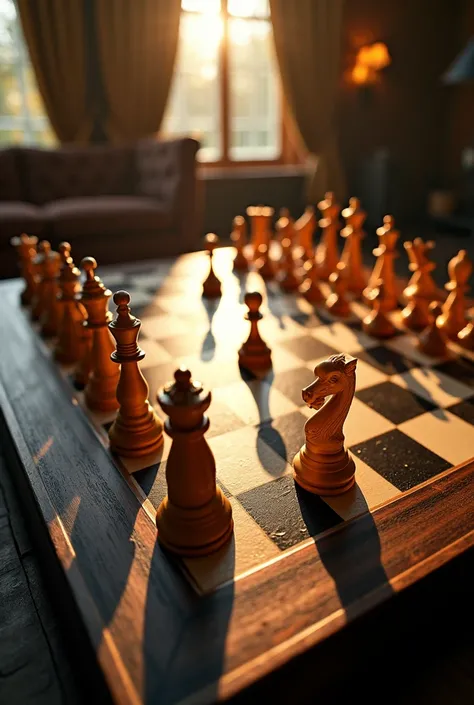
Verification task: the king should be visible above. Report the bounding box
[293,354,357,495]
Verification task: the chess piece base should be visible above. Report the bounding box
[458,321,474,350]
[299,279,324,303]
[238,345,272,372]
[156,487,233,557]
[363,310,396,338]
[109,404,164,458]
[401,299,431,331]
[326,293,351,318]
[202,274,222,299]
[293,445,355,496]
[233,252,248,271]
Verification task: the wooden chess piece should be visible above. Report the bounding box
[247,205,274,257]
[362,279,397,338]
[108,291,164,458]
[155,368,233,556]
[231,215,248,271]
[294,206,316,261]
[10,233,38,306]
[401,238,437,331]
[254,243,275,280]
[36,241,62,337]
[275,211,293,243]
[238,291,272,372]
[437,249,472,340]
[53,254,86,365]
[418,302,448,358]
[458,318,474,351]
[202,233,222,298]
[31,240,48,321]
[340,197,367,297]
[82,257,120,412]
[363,215,399,311]
[326,262,351,317]
[73,279,93,390]
[277,237,300,292]
[299,256,324,304]
[293,354,357,495]
[315,191,340,280]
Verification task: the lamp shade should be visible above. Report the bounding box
[443,36,474,83]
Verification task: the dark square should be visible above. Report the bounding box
[357,346,420,375]
[356,380,436,424]
[257,410,307,463]
[134,462,166,506]
[280,335,337,362]
[290,312,322,329]
[433,357,474,389]
[237,475,342,551]
[207,400,247,438]
[447,398,474,426]
[272,367,317,407]
[350,428,451,491]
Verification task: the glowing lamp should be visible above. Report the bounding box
[352,41,391,85]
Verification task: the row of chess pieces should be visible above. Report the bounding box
[200,193,474,357]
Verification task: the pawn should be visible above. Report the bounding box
[108,291,164,458]
[202,233,222,298]
[58,241,72,265]
[238,291,272,373]
[254,243,275,280]
[419,302,448,357]
[36,241,62,337]
[10,233,38,306]
[299,257,324,304]
[277,237,300,292]
[231,216,248,271]
[458,318,474,351]
[155,368,233,557]
[326,262,351,318]
[362,280,397,338]
[53,255,86,365]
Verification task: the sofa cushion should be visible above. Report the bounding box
[45,196,172,238]
[0,202,44,244]
[21,145,135,205]
[0,148,23,201]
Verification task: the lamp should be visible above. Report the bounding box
[352,42,391,85]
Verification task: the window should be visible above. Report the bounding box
[163,0,283,164]
[0,0,54,145]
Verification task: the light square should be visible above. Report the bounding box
[392,367,474,408]
[140,314,195,340]
[212,380,298,426]
[311,322,378,353]
[386,334,449,366]
[399,409,474,466]
[139,339,173,368]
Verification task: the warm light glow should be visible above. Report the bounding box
[352,42,390,84]
[352,63,370,85]
[182,12,224,59]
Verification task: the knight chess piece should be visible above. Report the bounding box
[108,291,164,457]
[315,192,340,280]
[293,354,357,495]
[10,233,38,306]
[155,368,233,556]
[363,280,397,338]
[36,241,62,337]
[401,238,437,331]
[340,197,367,297]
[231,215,249,271]
[418,302,448,358]
[364,215,399,311]
[254,243,275,280]
[202,233,222,298]
[238,291,272,372]
[81,257,120,412]
[299,256,324,304]
[326,262,351,317]
[437,249,472,340]
[53,253,86,365]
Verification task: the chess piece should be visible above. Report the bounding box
[293,354,357,495]
[246,205,274,257]
[418,302,448,357]
[275,211,294,243]
[363,215,399,311]
[458,318,474,350]
[202,233,222,298]
[82,257,120,412]
[437,249,472,340]
[238,291,272,372]
[155,368,233,556]
[326,262,351,318]
[108,291,164,458]
[315,191,340,280]
[73,282,93,390]
[53,254,86,365]
[277,237,300,292]
[31,240,48,321]
[254,243,275,280]
[340,197,367,297]
[10,233,38,306]
[362,280,397,338]
[299,256,324,304]
[231,215,248,271]
[294,206,316,261]
[401,238,437,331]
[36,241,62,337]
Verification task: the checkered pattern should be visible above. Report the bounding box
[37,249,474,593]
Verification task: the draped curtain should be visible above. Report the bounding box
[95,0,181,143]
[269,0,346,203]
[16,0,92,143]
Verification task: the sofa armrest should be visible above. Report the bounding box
[135,136,201,251]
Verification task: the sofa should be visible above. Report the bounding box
[0,136,201,279]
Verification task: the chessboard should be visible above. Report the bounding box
[1,245,474,705]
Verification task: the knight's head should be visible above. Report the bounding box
[302,354,357,410]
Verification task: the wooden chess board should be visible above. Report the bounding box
[1,247,473,705]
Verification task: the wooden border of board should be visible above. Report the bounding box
[1,279,474,705]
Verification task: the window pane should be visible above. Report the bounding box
[181,0,220,12]
[228,0,269,18]
[229,17,280,161]
[163,12,222,162]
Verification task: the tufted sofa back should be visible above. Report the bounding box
[0,147,23,201]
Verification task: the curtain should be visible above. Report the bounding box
[270,0,346,203]
[17,0,92,143]
[95,0,181,143]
